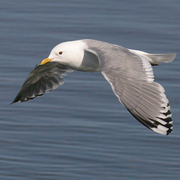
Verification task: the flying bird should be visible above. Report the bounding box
[12,39,176,135]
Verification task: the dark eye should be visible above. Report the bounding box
[58,51,63,55]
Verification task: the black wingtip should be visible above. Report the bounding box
[10,99,19,105]
[11,93,22,104]
[11,98,20,104]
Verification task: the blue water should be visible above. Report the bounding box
[0,1,180,179]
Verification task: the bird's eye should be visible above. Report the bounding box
[58,51,63,55]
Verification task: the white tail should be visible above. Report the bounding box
[128,49,176,65]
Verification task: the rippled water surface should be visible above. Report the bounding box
[1,1,180,179]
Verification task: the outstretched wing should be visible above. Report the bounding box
[102,72,172,135]
[85,41,173,135]
[12,62,73,104]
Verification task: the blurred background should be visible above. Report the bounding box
[0,1,180,179]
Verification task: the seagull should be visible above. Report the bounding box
[12,39,176,135]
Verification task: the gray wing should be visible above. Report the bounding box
[12,62,73,104]
[86,42,173,135]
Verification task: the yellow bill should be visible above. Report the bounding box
[40,58,52,65]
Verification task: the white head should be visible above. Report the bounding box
[40,40,99,71]
[40,40,87,69]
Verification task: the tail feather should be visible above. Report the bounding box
[128,49,176,65]
[147,53,176,65]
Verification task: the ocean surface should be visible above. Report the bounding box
[0,1,180,179]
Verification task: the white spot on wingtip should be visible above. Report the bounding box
[151,126,168,135]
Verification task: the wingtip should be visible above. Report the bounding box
[150,115,173,135]
[11,94,21,104]
[151,124,173,135]
[10,99,18,105]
